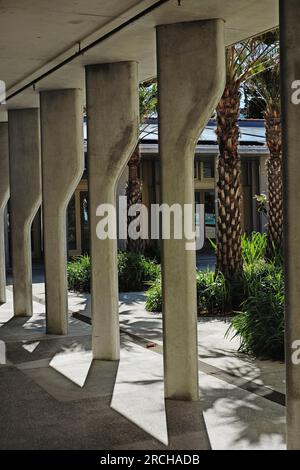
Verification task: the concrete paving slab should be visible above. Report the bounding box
[0,283,287,450]
[201,371,285,450]
[28,281,285,399]
[0,364,166,450]
[50,350,93,387]
[111,338,168,446]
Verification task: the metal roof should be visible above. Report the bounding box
[83,118,268,155]
[140,118,266,146]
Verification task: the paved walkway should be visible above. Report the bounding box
[0,275,286,450]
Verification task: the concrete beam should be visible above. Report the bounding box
[157,20,225,401]
[8,109,41,316]
[85,62,139,360]
[0,123,9,304]
[280,0,300,450]
[40,89,84,335]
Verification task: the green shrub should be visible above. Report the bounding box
[68,233,285,361]
[118,251,160,292]
[145,270,229,315]
[211,232,267,269]
[67,254,91,293]
[241,232,267,268]
[196,270,229,315]
[145,277,162,312]
[226,261,284,360]
[67,252,160,293]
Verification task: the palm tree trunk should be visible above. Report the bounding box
[126,143,144,253]
[265,107,283,258]
[216,82,243,281]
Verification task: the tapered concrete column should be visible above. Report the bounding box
[86,62,139,360]
[280,0,300,450]
[40,89,84,335]
[8,109,41,316]
[157,20,225,400]
[0,123,9,304]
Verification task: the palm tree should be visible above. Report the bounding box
[248,59,282,258]
[126,80,157,252]
[216,36,279,281]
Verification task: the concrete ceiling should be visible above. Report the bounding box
[0,0,279,117]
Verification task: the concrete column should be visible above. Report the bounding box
[85,62,139,360]
[0,123,9,304]
[157,20,225,400]
[280,0,300,450]
[8,109,41,316]
[40,89,84,335]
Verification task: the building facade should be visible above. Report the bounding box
[4,117,268,264]
[69,118,269,256]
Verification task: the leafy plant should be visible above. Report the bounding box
[145,277,162,312]
[241,232,267,268]
[67,252,160,293]
[254,193,268,217]
[67,254,91,293]
[146,270,229,315]
[226,261,284,360]
[196,270,229,315]
[118,251,160,292]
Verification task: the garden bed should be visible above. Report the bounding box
[67,233,284,360]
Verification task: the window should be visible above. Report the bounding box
[203,160,215,179]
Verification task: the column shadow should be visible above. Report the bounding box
[83,359,119,402]
[0,315,46,341]
[165,399,211,450]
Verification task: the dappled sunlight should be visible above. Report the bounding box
[200,372,286,450]
[68,292,90,315]
[120,317,162,343]
[22,312,46,330]
[119,292,147,309]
